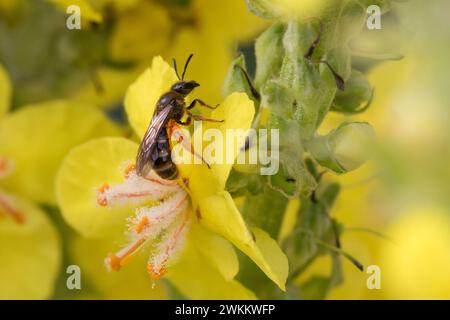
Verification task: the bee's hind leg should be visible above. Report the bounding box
[169,124,211,169]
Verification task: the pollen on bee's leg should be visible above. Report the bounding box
[105,237,147,272]
[129,189,189,238]
[146,211,189,281]
[0,192,25,224]
[95,169,181,208]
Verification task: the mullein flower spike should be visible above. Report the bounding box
[57,57,289,293]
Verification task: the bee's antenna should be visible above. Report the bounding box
[181,53,194,80]
[172,58,181,80]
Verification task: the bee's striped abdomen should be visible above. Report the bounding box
[152,129,178,180]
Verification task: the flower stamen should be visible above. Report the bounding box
[129,189,189,238]
[96,169,180,208]
[123,163,136,178]
[0,192,25,224]
[134,215,149,234]
[105,237,147,272]
[147,211,189,280]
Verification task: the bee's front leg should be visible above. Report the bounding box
[187,111,224,123]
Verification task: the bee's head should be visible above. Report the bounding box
[171,80,200,95]
[172,54,199,95]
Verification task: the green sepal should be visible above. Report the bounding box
[332,69,373,114]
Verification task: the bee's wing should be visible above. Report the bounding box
[136,106,173,177]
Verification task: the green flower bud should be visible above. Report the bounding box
[254,23,286,88]
[332,70,373,114]
[306,122,375,173]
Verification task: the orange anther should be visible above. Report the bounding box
[124,164,136,178]
[106,253,122,272]
[134,216,149,234]
[147,263,167,280]
[96,183,110,206]
[98,182,110,193]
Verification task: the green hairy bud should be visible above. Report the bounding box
[306,122,375,173]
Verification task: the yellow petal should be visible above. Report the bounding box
[49,0,103,23]
[176,92,254,192]
[0,101,122,204]
[0,193,60,299]
[56,137,138,238]
[167,227,256,300]
[70,235,166,300]
[191,222,239,281]
[208,92,255,188]
[124,56,178,139]
[0,64,11,119]
[199,191,289,290]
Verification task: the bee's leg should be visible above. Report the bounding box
[187,99,219,110]
[187,112,224,123]
[170,125,211,169]
[235,65,261,101]
[304,19,324,60]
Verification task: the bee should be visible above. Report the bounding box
[136,54,222,180]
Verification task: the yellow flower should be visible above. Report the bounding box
[0,100,122,205]
[0,193,61,299]
[0,64,124,299]
[0,66,60,299]
[69,235,167,300]
[56,56,288,297]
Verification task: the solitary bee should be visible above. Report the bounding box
[136,54,222,180]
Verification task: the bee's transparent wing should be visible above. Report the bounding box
[136,106,172,177]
